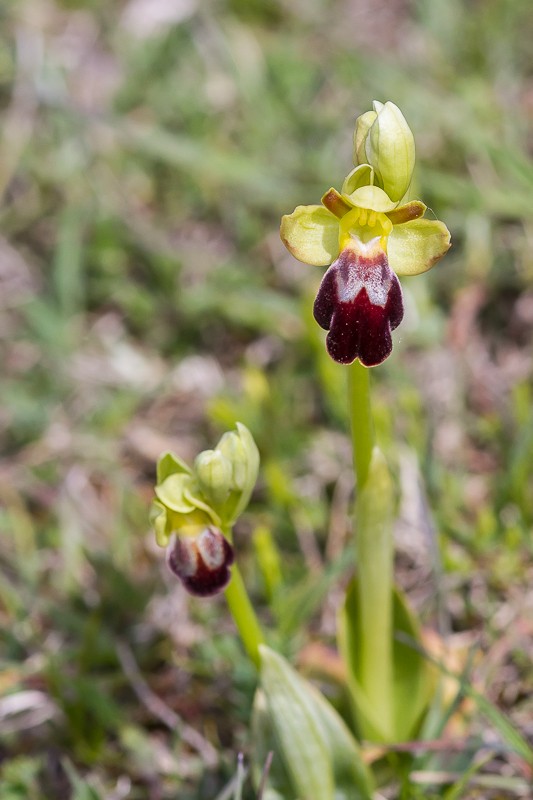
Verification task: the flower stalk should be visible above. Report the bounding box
[348,361,395,738]
[223,528,265,670]
[347,360,374,487]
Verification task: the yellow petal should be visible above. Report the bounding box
[344,185,398,213]
[280,205,340,266]
[388,218,451,276]
[150,501,170,547]
[155,474,196,513]
[341,164,374,196]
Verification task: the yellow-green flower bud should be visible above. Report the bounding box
[216,424,258,491]
[151,424,260,550]
[354,101,415,203]
[217,430,248,489]
[353,110,377,166]
[194,449,233,507]
[152,451,219,547]
[215,423,260,524]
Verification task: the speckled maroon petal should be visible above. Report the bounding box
[325,287,396,367]
[167,527,235,597]
[313,241,404,367]
[387,273,404,332]
[313,267,337,331]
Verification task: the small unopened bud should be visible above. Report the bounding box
[353,101,415,203]
[217,430,248,489]
[167,527,234,597]
[215,423,260,524]
[353,109,377,167]
[195,449,233,506]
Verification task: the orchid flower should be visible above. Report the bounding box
[150,424,259,596]
[280,101,451,367]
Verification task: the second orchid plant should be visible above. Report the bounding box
[151,102,451,799]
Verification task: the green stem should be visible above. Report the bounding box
[347,360,394,739]
[223,527,265,670]
[347,360,374,486]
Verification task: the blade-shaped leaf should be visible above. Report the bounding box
[254,646,374,800]
[251,688,298,800]
[339,580,435,742]
[339,447,395,742]
[390,587,435,740]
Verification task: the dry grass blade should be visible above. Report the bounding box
[115,640,219,768]
[255,751,274,800]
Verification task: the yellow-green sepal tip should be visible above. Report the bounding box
[359,101,416,203]
[388,218,451,276]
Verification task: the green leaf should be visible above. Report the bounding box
[252,689,295,800]
[308,674,374,799]
[254,646,374,800]
[338,447,395,742]
[257,647,334,800]
[389,588,436,740]
[339,581,435,743]
[338,590,390,742]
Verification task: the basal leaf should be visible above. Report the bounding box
[254,646,373,800]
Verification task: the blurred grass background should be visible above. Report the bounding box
[0,0,532,797]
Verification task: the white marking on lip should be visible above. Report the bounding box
[335,238,391,308]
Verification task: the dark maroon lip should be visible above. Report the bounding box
[167,528,235,597]
[313,244,404,367]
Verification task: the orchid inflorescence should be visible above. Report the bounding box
[149,101,453,800]
[280,101,451,367]
[150,423,259,595]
